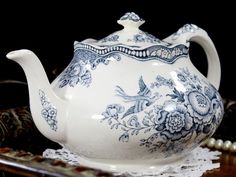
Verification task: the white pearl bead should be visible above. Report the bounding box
[215,139,224,149]
[222,140,232,151]
[207,138,216,148]
[230,142,236,153]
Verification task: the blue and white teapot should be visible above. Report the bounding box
[6,12,223,172]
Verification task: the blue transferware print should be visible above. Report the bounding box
[58,12,190,88]
[59,59,92,88]
[150,75,174,89]
[117,12,170,45]
[115,76,157,118]
[58,43,188,88]
[119,12,144,22]
[105,12,170,46]
[100,34,119,43]
[81,42,188,63]
[172,24,199,40]
[39,89,57,131]
[58,12,189,88]
[101,68,223,157]
[103,26,169,46]
[59,47,121,88]
[6,11,222,164]
[133,32,161,44]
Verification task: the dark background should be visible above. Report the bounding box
[0,0,236,159]
[0,0,235,100]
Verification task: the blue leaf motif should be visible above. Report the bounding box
[131,129,139,136]
[167,88,184,102]
[121,126,128,131]
[144,127,152,133]
[108,119,112,125]
[204,85,216,99]
[111,123,118,129]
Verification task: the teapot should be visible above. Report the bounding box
[6,12,224,172]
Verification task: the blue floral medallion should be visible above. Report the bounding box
[101,68,223,157]
[39,89,57,131]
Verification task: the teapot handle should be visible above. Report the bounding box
[165,24,221,90]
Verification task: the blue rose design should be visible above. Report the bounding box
[165,112,186,133]
[188,91,210,116]
[186,86,222,124]
[102,104,124,119]
[154,102,193,140]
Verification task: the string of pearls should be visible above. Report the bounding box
[204,138,236,153]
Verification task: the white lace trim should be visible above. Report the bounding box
[43,147,221,177]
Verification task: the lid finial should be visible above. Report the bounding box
[117,12,145,30]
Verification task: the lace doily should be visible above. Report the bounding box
[43,147,221,177]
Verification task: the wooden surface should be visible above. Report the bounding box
[0,147,235,177]
[0,147,118,177]
[203,151,236,177]
[0,147,236,176]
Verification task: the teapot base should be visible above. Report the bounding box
[76,154,187,173]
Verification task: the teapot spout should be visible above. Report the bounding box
[6,49,67,143]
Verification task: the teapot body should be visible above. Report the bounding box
[6,13,224,170]
[50,42,223,161]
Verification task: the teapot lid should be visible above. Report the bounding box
[83,12,170,47]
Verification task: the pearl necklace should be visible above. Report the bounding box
[204,138,236,153]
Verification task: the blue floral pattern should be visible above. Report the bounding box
[101,68,223,157]
[119,12,144,22]
[58,42,189,88]
[133,32,158,43]
[172,24,199,40]
[100,34,119,43]
[102,12,170,45]
[58,12,190,88]
[59,47,121,88]
[39,89,57,131]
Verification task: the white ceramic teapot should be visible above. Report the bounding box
[6,12,223,172]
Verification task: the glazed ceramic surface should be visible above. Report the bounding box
[6,12,223,171]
